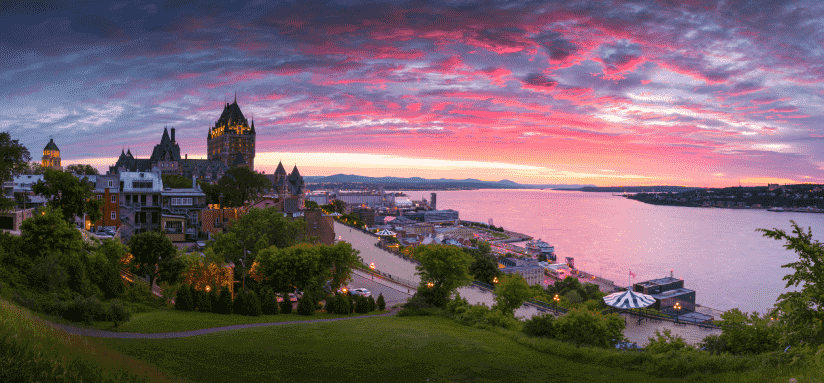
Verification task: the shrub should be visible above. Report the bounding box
[71,295,104,324]
[108,299,132,327]
[174,284,192,311]
[445,293,470,316]
[646,329,691,354]
[553,308,625,348]
[243,290,262,317]
[209,288,219,312]
[523,313,557,338]
[279,293,293,314]
[354,296,370,314]
[261,289,279,315]
[698,334,727,354]
[198,289,212,313]
[218,287,233,314]
[368,296,376,312]
[296,292,316,316]
[233,290,248,315]
[190,284,199,311]
[376,293,386,311]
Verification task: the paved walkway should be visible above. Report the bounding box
[49,310,400,339]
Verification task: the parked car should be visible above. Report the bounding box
[351,288,371,298]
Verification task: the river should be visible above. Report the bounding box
[395,189,821,314]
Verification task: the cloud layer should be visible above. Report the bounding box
[3,0,824,186]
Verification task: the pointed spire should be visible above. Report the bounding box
[234,91,237,104]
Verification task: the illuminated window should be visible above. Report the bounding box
[111,211,116,220]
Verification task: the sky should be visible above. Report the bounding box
[2,0,824,187]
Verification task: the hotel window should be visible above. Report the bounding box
[111,211,116,220]
[111,195,116,203]
[97,195,102,200]
[108,180,113,188]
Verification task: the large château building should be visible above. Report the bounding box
[207,97,256,171]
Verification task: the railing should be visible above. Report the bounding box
[601,307,721,329]
[118,267,164,298]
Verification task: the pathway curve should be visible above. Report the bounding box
[49,310,399,339]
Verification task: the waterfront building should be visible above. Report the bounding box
[430,193,437,210]
[633,276,697,315]
[525,239,556,262]
[499,257,544,285]
[41,138,62,171]
[404,209,460,223]
[207,97,256,171]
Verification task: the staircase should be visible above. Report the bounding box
[119,266,164,298]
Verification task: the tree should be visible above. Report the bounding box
[494,274,532,316]
[0,132,31,212]
[217,167,271,207]
[304,200,320,210]
[108,299,132,328]
[162,174,194,188]
[21,161,46,175]
[31,168,103,224]
[354,295,370,313]
[321,199,345,214]
[128,231,182,289]
[97,238,128,266]
[211,207,306,291]
[467,248,501,285]
[280,293,293,314]
[261,289,279,315]
[296,292,316,316]
[218,286,233,314]
[368,296,376,312]
[175,284,193,311]
[553,308,626,348]
[209,288,219,312]
[198,288,212,312]
[65,164,99,175]
[20,206,82,257]
[716,309,780,354]
[376,293,386,311]
[320,242,362,292]
[758,221,824,345]
[256,244,328,294]
[413,245,474,307]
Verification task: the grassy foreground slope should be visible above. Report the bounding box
[102,315,679,383]
[0,298,181,383]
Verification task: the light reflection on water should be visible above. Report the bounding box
[397,189,820,313]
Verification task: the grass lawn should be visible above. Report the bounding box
[71,308,391,333]
[101,315,681,383]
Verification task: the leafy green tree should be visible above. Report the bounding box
[354,295,370,313]
[198,288,212,312]
[209,288,219,312]
[256,244,328,293]
[413,245,474,307]
[280,293,293,314]
[218,287,233,314]
[161,174,194,188]
[21,161,46,175]
[86,252,125,299]
[261,289,279,315]
[368,296,376,312]
[296,292,316,316]
[523,313,557,338]
[320,242,362,291]
[128,231,183,289]
[553,308,626,348]
[304,200,320,210]
[31,168,103,224]
[217,166,271,207]
[211,207,307,291]
[20,206,83,257]
[175,284,193,311]
[376,293,386,311]
[494,274,532,316]
[467,247,500,285]
[65,164,99,175]
[190,284,200,311]
[645,329,691,354]
[108,299,132,327]
[757,221,824,346]
[716,309,781,354]
[233,290,247,315]
[321,199,346,214]
[0,132,31,213]
[97,239,127,267]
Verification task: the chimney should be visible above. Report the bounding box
[171,128,175,144]
[185,154,188,160]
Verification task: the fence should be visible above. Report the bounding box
[601,307,720,330]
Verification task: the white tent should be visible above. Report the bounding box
[603,289,656,309]
[376,229,396,236]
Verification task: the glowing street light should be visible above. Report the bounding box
[426,282,434,288]
[492,276,499,284]
[553,294,560,314]
[369,262,375,271]
[674,302,682,323]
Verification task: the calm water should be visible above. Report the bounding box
[398,189,823,313]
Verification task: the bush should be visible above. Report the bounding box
[218,287,233,314]
[368,296,376,312]
[645,329,691,354]
[198,289,212,313]
[279,293,293,314]
[376,293,386,311]
[209,288,219,312]
[328,293,352,315]
[233,290,248,315]
[354,296,370,314]
[242,290,262,316]
[261,289,279,315]
[296,292,316,316]
[190,284,199,311]
[523,313,557,338]
[698,334,727,354]
[70,295,104,324]
[552,308,625,348]
[175,284,192,311]
[108,299,132,327]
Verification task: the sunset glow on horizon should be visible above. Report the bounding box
[3,1,824,187]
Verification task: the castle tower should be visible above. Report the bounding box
[42,138,62,171]
[207,97,256,171]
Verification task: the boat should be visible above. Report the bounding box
[767,207,785,212]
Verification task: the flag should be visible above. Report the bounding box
[629,270,636,278]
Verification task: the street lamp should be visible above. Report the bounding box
[426,282,434,288]
[674,302,682,323]
[492,276,499,284]
[553,294,560,314]
[369,262,375,271]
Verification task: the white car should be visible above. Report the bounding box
[351,288,371,298]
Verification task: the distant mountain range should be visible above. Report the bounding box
[302,174,594,189]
